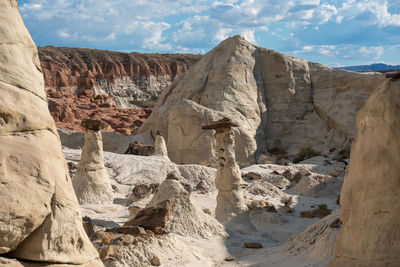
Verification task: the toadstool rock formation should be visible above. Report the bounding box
[330,74,400,266]
[72,119,113,204]
[202,118,249,223]
[0,1,101,265]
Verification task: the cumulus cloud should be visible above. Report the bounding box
[291,44,387,65]
[57,29,80,40]
[359,46,384,59]
[213,28,233,43]
[18,0,400,65]
[337,0,400,27]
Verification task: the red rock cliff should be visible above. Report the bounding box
[39,46,201,135]
[39,46,201,108]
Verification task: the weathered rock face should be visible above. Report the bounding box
[40,47,199,136]
[48,89,151,135]
[41,48,200,135]
[0,1,101,265]
[330,76,400,266]
[138,36,385,166]
[39,46,201,108]
[72,119,113,204]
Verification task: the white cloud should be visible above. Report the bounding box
[336,15,344,23]
[124,21,171,50]
[359,46,384,59]
[292,44,387,63]
[299,45,337,56]
[213,28,232,42]
[240,29,256,43]
[58,29,78,40]
[18,0,400,66]
[105,32,116,41]
[21,3,42,10]
[313,4,337,24]
[338,0,400,27]
[172,16,210,45]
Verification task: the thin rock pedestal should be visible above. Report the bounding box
[72,119,113,204]
[154,130,169,159]
[202,118,248,223]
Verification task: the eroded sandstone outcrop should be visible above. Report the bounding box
[0,1,101,265]
[330,75,400,266]
[72,119,113,204]
[138,36,385,166]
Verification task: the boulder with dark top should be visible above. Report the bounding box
[124,199,176,230]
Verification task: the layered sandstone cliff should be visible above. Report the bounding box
[39,46,199,135]
[39,46,201,108]
[47,89,151,135]
[0,1,101,265]
[138,36,385,166]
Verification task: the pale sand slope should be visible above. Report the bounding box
[64,148,343,266]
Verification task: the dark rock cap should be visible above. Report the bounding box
[166,171,179,180]
[81,118,107,130]
[201,117,239,130]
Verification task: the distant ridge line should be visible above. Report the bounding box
[336,63,400,73]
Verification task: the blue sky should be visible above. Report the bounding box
[18,0,400,66]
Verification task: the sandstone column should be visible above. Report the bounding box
[202,118,248,223]
[73,119,113,204]
[330,75,400,266]
[154,131,169,159]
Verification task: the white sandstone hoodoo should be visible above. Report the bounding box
[73,119,113,204]
[202,118,248,223]
[0,1,101,265]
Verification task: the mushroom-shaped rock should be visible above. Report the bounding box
[72,119,113,204]
[202,118,248,223]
